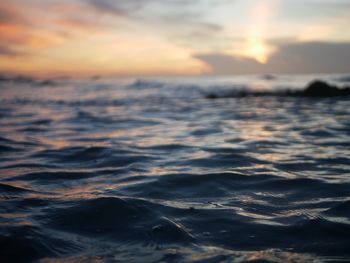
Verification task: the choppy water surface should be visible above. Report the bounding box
[1,75,350,262]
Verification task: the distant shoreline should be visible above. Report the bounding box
[206,80,350,99]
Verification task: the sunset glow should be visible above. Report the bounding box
[243,37,273,64]
[0,0,349,76]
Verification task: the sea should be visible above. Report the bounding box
[0,74,350,262]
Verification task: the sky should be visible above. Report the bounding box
[0,0,350,77]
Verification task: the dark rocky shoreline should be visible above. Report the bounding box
[206,80,350,99]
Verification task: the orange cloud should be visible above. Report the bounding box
[0,23,66,50]
[0,24,24,42]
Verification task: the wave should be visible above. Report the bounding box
[0,225,79,262]
[43,197,194,244]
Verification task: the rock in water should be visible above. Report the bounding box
[301,80,350,97]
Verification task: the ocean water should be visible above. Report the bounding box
[0,74,350,262]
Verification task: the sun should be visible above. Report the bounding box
[244,37,271,64]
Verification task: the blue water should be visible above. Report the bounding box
[1,75,350,262]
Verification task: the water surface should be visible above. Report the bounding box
[1,75,350,262]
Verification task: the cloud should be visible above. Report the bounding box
[0,45,24,57]
[194,41,350,74]
[269,42,350,73]
[0,1,114,54]
[194,53,263,75]
[85,0,193,17]
[0,4,20,23]
[84,0,134,16]
[0,0,223,54]
[83,0,224,44]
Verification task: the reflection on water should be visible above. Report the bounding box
[0,75,350,262]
